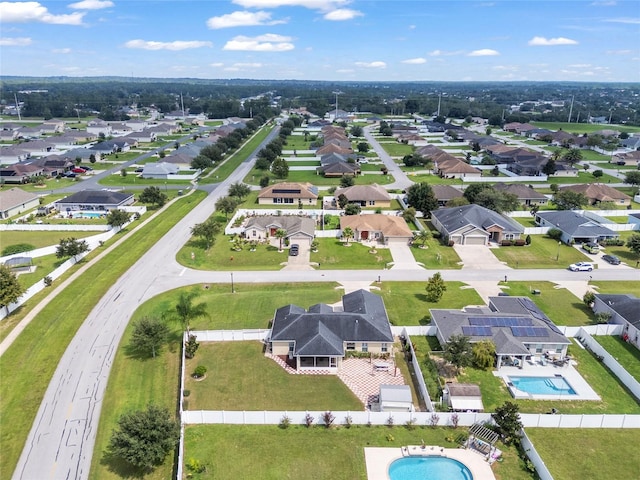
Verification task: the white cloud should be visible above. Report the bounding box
[52,47,72,53]
[0,36,32,46]
[528,36,578,46]
[468,49,499,56]
[206,10,284,29]
[124,39,213,51]
[568,64,592,68]
[68,0,113,10]
[604,17,640,24]
[233,0,349,11]
[209,62,224,67]
[428,49,463,56]
[606,49,632,55]
[355,61,386,68]
[492,65,518,71]
[336,68,354,73]
[591,1,617,6]
[223,34,294,51]
[233,62,263,68]
[324,9,362,21]
[402,57,426,64]
[0,2,85,24]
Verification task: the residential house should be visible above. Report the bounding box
[162,152,195,169]
[493,183,548,206]
[612,150,640,167]
[141,162,179,179]
[334,184,391,208]
[55,190,135,213]
[431,296,570,369]
[628,213,640,230]
[339,214,413,245]
[86,120,112,137]
[41,119,65,134]
[0,163,45,184]
[559,184,631,207]
[257,182,319,206]
[315,143,354,156]
[15,140,54,156]
[620,136,640,151]
[593,294,640,349]
[0,146,31,165]
[0,187,40,219]
[123,130,156,143]
[0,129,20,142]
[269,289,394,371]
[431,204,524,245]
[243,215,315,246]
[535,210,619,244]
[318,153,360,177]
[503,122,535,135]
[434,157,482,179]
[432,184,464,207]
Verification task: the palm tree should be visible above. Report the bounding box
[275,229,287,252]
[175,291,208,335]
[415,229,431,248]
[342,227,354,246]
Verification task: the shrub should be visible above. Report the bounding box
[501,240,512,246]
[429,413,440,428]
[514,239,526,246]
[186,458,206,474]
[43,276,53,287]
[386,415,395,428]
[304,413,314,428]
[595,311,612,324]
[547,228,563,241]
[321,411,335,429]
[193,365,207,378]
[431,231,441,239]
[184,335,199,359]
[279,415,291,429]
[450,413,460,429]
[2,243,35,256]
[183,389,190,397]
[344,415,353,428]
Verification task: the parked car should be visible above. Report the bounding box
[71,167,87,174]
[64,172,77,178]
[601,254,621,265]
[569,262,594,272]
[582,242,600,254]
[289,244,299,256]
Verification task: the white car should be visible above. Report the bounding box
[569,262,594,272]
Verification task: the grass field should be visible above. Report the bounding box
[310,238,393,269]
[1,230,99,251]
[530,122,640,135]
[408,241,463,269]
[491,236,589,268]
[590,280,640,297]
[594,335,640,382]
[0,191,206,479]
[526,428,640,480]
[245,169,394,186]
[183,342,362,411]
[182,424,534,480]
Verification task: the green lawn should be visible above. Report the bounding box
[546,171,619,184]
[183,425,533,480]
[409,241,463,269]
[530,121,640,135]
[0,191,206,479]
[98,173,192,187]
[526,428,640,480]
[594,335,640,382]
[491,236,589,268]
[245,169,394,186]
[15,254,66,289]
[379,142,414,157]
[1,230,99,251]
[310,238,393,269]
[184,342,362,411]
[380,281,484,326]
[502,282,593,326]
[590,281,640,297]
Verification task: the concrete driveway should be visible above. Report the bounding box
[387,242,423,270]
[282,242,314,271]
[453,244,510,270]
[571,244,634,270]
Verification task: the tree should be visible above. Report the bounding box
[228,181,251,200]
[553,190,588,210]
[339,175,355,188]
[592,169,604,179]
[357,142,369,153]
[562,148,583,166]
[414,229,431,247]
[337,193,349,209]
[259,175,270,188]
[626,233,640,258]
[191,155,212,170]
[341,226,354,245]
[191,218,221,250]
[542,159,557,176]
[130,317,169,358]
[623,171,640,188]
[275,228,287,251]
[270,157,289,179]
[425,272,446,302]
[463,183,493,204]
[491,401,523,445]
[344,203,361,215]
[0,264,25,314]
[402,206,416,224]
[406,182,438,218]
[583,291,596,308]
[107,404,180,471]
[175,291,208,334]
[106,209,131,228]
[139,186,168,207]
[474,189,519,213]
[350,125,363,137]
[472,341,496,370]
[443,334,472,374]
[215,196,239,220]
[56,237,89,262]
[446,196,469,208]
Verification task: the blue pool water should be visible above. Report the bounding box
[509,376,577,395]
[388,456,473,480]
[73,212,102,219]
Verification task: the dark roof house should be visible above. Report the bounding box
[535,211,619,244]
[55,190,135,211]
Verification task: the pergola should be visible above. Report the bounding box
[467,423,500,460]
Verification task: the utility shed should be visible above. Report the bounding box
[379,385,413,412]
[443,382,484,412]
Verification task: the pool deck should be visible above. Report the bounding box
[364,446,497,480]
[493,363,600,401]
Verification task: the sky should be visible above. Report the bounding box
[1,0,639,82]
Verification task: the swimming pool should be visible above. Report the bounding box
[73,211,103,219]
[388,456,473,480]
[508,376,577,396]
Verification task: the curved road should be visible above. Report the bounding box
[12,126,278,480]
[13,124,639,479]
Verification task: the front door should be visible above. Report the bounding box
[361,231,369,240]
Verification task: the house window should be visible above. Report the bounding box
[381,343,388,353]
[346,342,355,351]
[369,200,375,206]
[505,234,515,240]
[535,345,543,353]
[252,230,256,237]
[556,347,563,354]
[288,342,294,353]
[330,358,337,368]
[361,342,368,353]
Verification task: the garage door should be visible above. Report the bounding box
[464,236,487,245]
[289,235,311,246]
[387,237,409,245]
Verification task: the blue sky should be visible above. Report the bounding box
[1,0,639,81]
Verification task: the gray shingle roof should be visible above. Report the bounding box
[431,204,524,235]
[595,294,640,326]
[56,190,134,206]
[244,215,315,238]
[536,211,616,238]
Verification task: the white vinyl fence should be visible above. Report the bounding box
[190,329,270,342]
[520,430,554,480]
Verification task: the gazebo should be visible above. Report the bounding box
[466,423,501,463]
[3,256,33,273]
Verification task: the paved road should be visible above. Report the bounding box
[363,126,413,191]
[12,127,278,480]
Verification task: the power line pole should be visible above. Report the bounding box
[332,90,343,122]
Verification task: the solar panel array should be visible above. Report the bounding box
[510,326,549,337]
[461,326,493,336]
[517,298,564,335]
[468,316,533,327]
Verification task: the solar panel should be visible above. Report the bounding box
[510,326,549,337]
[468,316,533,327]
[462,326,492,336]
